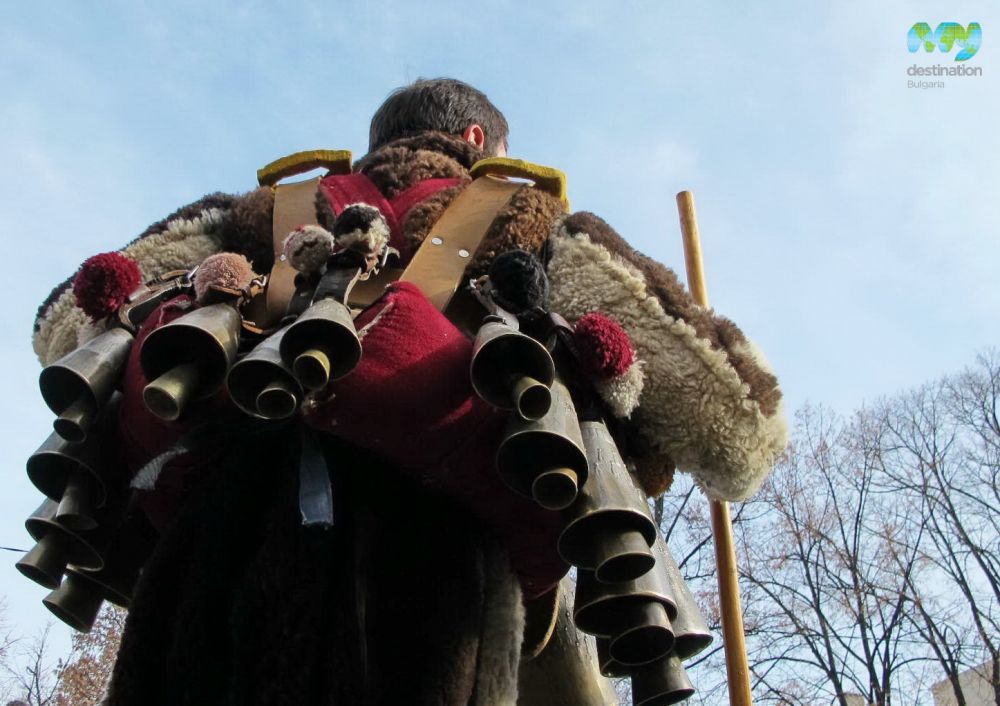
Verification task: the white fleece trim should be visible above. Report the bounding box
[34,208,229,365]
[547,233,788,501]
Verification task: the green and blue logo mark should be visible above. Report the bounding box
[908,23,981,61]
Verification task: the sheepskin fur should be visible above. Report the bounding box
[34,202,231,365]
[546,230,788,501]
[594,361,645,419]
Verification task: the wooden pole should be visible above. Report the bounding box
[675,190,753,706]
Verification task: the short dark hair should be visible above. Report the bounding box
[369,78,509,155]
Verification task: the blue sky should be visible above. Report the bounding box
[1,0,997,664]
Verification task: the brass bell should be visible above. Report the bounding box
[26,432,108,532]
[140,303,242,421]
[654,535,713,661]
[517,578,620,706]
[73,502,158,608]
[470,317,555,421]
[597,640,696,705]
[496,379,588,510]
[16,499,104,589]
[558,420,657,582]
[38,327,133,443]
[631,655,696,705]
[595,637,629,678]
[279,298,361,391]
[226,325,303,420]
[42,570,105,632]
[574,566,676,666]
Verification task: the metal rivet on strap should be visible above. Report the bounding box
[458,249,470,258]
[431,237,443,245]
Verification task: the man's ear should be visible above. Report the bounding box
[462,124,486,150]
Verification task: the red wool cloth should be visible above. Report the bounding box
[304,281,568,597]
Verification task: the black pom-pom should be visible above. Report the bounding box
[488,249,549,313]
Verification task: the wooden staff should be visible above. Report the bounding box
[676,190,753,706]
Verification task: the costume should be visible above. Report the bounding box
[26,131,787,705]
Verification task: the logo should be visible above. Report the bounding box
[908,23,982,61]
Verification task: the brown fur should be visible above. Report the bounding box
[355,131,480,199]
[402,182,467,254]
[633,454,676,497]
[220,186,276,273]
[470,185,567,276]
[561,211,781,417]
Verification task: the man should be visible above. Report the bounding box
[31,78,786,705]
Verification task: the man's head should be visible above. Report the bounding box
[369,78,509,157]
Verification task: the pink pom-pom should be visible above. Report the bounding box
[573,312,635,379]
[194,252,255,303]
[73,252,142,321]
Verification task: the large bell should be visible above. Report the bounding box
[16,500,104,589]
[226,325,303,420]
[279,298,361,391]
[574,565,677,667]
[42,570,106,632]
[140,303,242,421]
[73,502,158,608]
[631,655,696,705]
[518,578,619,706]
[496,379,588,510]
[558,420,657,582]
[26,432,108,531]
[597,640,696,705]
[653,535,713,661]
[38,327,133,443]
[470,317,555,421]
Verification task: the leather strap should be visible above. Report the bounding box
[264,177,323,325]
[400,175,521,312]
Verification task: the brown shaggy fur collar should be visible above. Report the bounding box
[354,130,481,199]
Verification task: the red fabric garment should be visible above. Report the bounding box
[303,281,568,598]
[318,173,461,262]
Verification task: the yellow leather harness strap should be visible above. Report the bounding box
[400,175,522,312]
[264,177,323,324]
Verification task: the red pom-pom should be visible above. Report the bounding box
[573,312,635,379]
[73,252,142,321]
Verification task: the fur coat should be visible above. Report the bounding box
[31,131,788,705]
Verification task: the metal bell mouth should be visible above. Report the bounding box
[280,298,362,389]
[26,433,108,522]
[39,327,134,444]
[593,529,656,584]
[143,362,200,421]
[43,571,105,632]
[54,469,98,532]
[16,534,72,589]
[293,347,333,391]
[557,419,658,578]
[632,655,695,706]
[227,326,303,420]
[608,601,675,667]
[51,398,94,444]
[509,375,552,421]
[255,379,299,419]
[139,303,242,421]
[470,319,555,420]
[573,568,677,638]
[496,379,588,509]
[531,467,579,510]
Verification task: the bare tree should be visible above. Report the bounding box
[1,625,59,706]
[875,352,1000,706]
[734,405,931,705]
